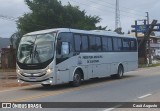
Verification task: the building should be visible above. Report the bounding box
[0,45,16,69]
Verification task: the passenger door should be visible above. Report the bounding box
[56,33,73,84]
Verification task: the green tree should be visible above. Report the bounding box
[114,27,124,34]
[17,0,105,35]
[150,31,155,36]
[10,31,22,50]
[128,30,131,34]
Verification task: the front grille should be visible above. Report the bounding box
[20,72,46,77]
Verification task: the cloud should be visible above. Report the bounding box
[0,0,29,17]
[0,20,17,38]
[0,0,29,38]
[0,0,160,38]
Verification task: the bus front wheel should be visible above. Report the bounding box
[70,71,82,87]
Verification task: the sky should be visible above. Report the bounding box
[0,0,160,38]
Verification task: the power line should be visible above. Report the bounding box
[70,0,142,19]
[0,14,52,29]
[84,0,145,18]
[69,0,143,19]
[67,0,157,22]
[100,0,157,20]
[99,0,145,15]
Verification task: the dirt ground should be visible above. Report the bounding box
[0,72,30,91]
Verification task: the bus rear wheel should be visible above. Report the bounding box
[111,65,124,79]
[70,71,82,87]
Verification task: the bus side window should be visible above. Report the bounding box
[108,37,113,51]
[102,37,108,51]
[95,36,102,51]
[74,34,81,52]
[113,38,122,51]
[130,39,137,51]
[89,35,96,51]
[57,41,70,55]
[57,32,73,55]
[102,36,113,52]
[122,38,130,51]
[81,35,89,52]
[61,42,70,55]
[56,32,73,64]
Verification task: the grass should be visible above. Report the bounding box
[139,63,160,68]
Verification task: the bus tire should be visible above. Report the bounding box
[71,70,82,87]
[111,65,123,79]
[41,84,51,88]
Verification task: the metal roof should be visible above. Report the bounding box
[25,28,136,38]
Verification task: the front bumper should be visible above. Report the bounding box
[17,71,54,85]
[17,77,54,85]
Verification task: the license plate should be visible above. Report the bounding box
[29,77,36,80]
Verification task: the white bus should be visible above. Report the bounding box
[16,28,138,87]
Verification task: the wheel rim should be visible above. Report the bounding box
[74,74,80,83]
[119,68,123,77]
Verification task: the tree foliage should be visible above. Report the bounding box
[10,31,23,50]
[17,0,105,35]
[114,27,124,34]
[150,31,155,36]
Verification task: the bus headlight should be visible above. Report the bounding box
[17,69,20,74]
[46,68,52,74]
[49,80,53,83]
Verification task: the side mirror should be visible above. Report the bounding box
[61,42,70,55]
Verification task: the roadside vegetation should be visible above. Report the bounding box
[139,63,160,68]
[11,0,107,49]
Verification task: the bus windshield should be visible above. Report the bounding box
[17,33,56,64]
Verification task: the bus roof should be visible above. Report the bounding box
[25,28,136,39]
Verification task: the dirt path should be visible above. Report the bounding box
[0,72,30,91]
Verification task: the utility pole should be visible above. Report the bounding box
[115,0,121,30]
[146,12,149,24]
[135,20,138,37]
[146,12,152,64]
